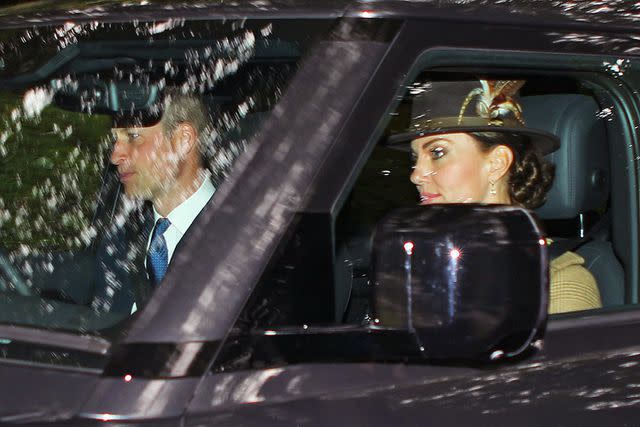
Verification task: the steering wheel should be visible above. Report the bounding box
[0,250,34,296]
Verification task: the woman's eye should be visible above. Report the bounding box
[430,146,445,159]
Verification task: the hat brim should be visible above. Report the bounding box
[112,110,163,128]
[386,126,560,155]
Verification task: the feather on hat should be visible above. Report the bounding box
[388,79,559,155]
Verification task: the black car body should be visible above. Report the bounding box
[1,0,640,425]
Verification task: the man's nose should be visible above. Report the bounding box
[110,137,127,165]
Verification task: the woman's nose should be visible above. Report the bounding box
[410,167,421,185]
[410,161,433,185]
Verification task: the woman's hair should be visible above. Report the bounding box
[471,132,555,209]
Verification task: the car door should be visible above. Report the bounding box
[184,7,640,426]
[0,9,353,425]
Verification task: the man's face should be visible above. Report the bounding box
[110,121,180,201]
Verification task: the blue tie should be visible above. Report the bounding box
[147,218,171,285]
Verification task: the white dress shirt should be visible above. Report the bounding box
[146,175,216,263]
[133,175,215,314]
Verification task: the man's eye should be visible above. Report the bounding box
[127,133,140,140]
[430,146,445,159]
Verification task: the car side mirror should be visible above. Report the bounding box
[371,204,548,362]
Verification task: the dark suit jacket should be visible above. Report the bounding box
[91,189,219,314]
[91,203,154,314]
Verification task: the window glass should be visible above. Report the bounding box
[345,73,626,318]
[0,18,331,347]
[234,67,632,342]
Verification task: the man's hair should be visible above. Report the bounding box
[160,88,210,163]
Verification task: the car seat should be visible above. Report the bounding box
[522,94,625,306]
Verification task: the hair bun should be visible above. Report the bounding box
[471,131,555,209]
[509,149,555,209]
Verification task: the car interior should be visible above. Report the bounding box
[238,72,638,330]
[332,74,634,325]
[2,40,635,332]
[522,93,624,306]
[0,26,312,332]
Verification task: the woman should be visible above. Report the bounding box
[390,79,601,314]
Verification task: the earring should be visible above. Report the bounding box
[490,180,497,195]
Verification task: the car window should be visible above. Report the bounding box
[341,72,626,319]
[215,53,638,372]
[0,18,332,364]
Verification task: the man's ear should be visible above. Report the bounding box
[173,122,198,156]
[488,144,514,181]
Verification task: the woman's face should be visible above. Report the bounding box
[409,132,494,205]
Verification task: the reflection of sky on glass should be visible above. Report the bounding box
[446,239,459,322]
[404,240,413,330]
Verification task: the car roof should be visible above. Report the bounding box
[0,0,352,27]
[344,1,640,32]
[0,0,638,32]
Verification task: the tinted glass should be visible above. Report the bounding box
[233,70,628,334]
[0,19,331,345]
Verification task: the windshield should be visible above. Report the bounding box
[0,18,331,340]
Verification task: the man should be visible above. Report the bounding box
[92,89,215,314]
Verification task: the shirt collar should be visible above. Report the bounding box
[153,172,215,234]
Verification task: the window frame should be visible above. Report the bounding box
[0,16,373,372]
[213,19,640,372]
[305,39,640,321]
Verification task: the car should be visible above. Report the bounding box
[0,0,640,425]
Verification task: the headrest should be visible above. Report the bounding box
[522,94,610,219]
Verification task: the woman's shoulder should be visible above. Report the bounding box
[549,250,602,314]
[550,250,586,272]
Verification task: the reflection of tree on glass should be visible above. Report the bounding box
[389,79,602,314]
[0,91,108,253]
[0,17,328,334]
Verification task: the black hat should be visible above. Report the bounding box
[388,80,560,155]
